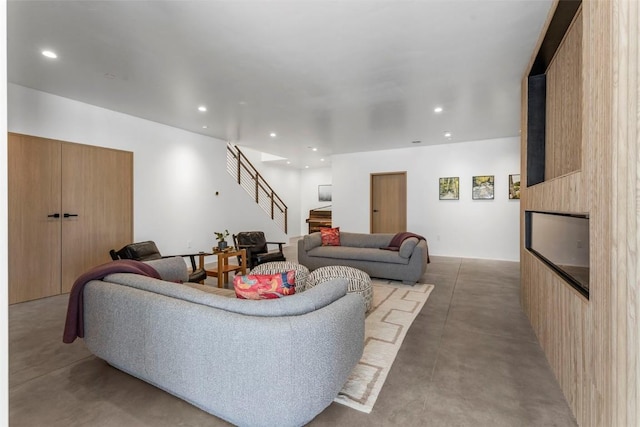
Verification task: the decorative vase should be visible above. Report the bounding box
[218,241,228,250]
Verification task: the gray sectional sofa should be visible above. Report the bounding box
[80,257,365,427]
[298,232,429,284]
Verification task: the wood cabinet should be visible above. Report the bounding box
[8,133,133,303]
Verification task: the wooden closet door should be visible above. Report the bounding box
[8,134,63,303]
[61,143,133,292]
[370,172,407,233]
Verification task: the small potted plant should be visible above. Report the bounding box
[214,229,230,251]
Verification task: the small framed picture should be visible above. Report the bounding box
[509,174,521,200]
[472,175,495,200]
[318,184,332,202]
[439,177,459,200]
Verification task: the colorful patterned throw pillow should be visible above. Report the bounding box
[233,271,296,300]
[320,227,341,246]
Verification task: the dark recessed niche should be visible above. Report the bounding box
[527,74,547,187]
[525,211,589,299]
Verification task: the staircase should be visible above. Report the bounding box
[226,144,288,233]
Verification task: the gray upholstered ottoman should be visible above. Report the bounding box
[306,266,373,312]
[249,261,310,292]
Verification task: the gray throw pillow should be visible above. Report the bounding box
[399,238,419,259]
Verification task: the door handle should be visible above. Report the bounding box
[63,213,79,218]
[47,213,60,218]
[373,209,379,213]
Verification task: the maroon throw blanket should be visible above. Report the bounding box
[62,260,161,344]
[381,232,426,251]
[380,232,430,263]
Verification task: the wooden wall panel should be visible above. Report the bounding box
[61,143,133,292]
[8,134,62,303]
[8,133,134,302]
[545,9,583,180]
[610,0,639,424]
[521,0,639,425]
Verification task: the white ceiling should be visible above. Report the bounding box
[8,1,551,168]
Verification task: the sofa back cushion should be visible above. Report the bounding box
[102,273,348,317]
[339,232,393,248]
[143,256,189,283]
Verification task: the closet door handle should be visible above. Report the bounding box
[63,213,79,218]
[47,213,60,218]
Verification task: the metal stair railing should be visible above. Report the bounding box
[226,144,288,233]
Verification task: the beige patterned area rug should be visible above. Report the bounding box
[334,280,434,413]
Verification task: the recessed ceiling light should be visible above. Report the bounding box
[320,158,325,162]
[270,132,277,138]
[198,106,207,112]
[42,50,57,59]
[286,161,291,165]
[444,132,452,138]
[434,106,443,113]
[312,147,318,152]
[202,125,208,129]
[305,165,309,169]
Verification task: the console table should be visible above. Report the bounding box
[205,248,247,288]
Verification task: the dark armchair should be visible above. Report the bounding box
[232,231,286,270]
[109,241,207,283]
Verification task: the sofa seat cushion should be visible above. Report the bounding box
[307,246,410,265]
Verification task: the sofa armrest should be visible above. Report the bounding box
[302,233,322,251]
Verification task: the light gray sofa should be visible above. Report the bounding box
[298,232,429,285]
[81,257,365,427]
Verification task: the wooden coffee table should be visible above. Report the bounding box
[205,248,247,288]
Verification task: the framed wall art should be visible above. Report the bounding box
[472,175,495,200]
[439,177,459,200]
[318,184,332,202]
[509,174,521,199]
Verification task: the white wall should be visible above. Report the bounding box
[234,145,302,238]
[332,137,521,261]
[299,167,332,236]
[8,83,522,263]
[8,84,293,261]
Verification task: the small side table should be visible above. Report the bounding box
[205,248,247,288]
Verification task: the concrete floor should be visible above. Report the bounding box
[9,247,578,426]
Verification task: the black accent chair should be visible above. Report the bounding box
[109,241,207,283]
[232,231,286,270]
